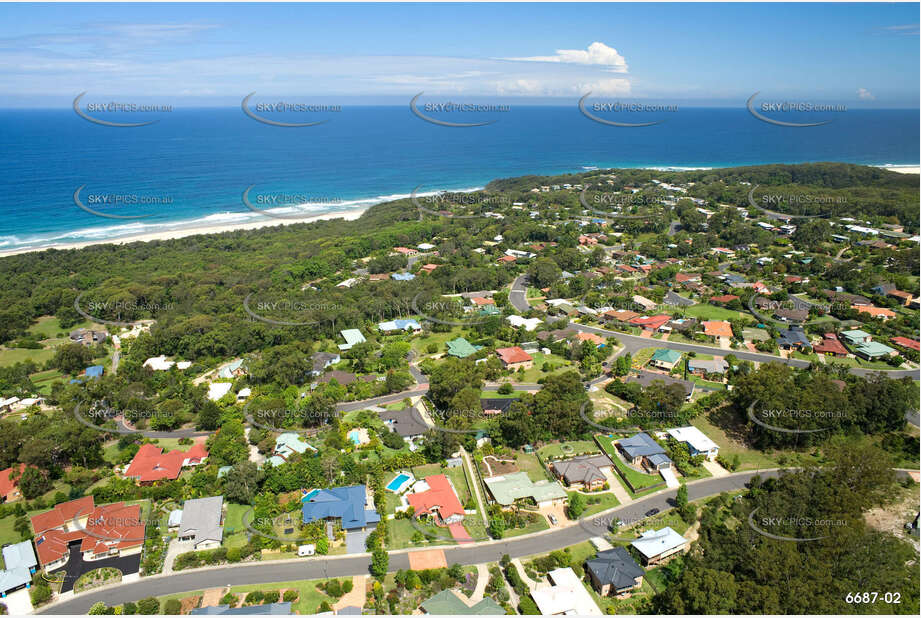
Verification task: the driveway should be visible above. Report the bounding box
[702,459,729,478]
[345,530,370,554]
[51,541,142,593]
[2,588,33,615]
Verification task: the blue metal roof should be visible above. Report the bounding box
[302,485,378,530]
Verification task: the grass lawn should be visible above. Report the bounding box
[644,566,670,592]
[222,503,252,548]
[687,375,727,391]
[0,515,26,561]
[591,579,657,614]
[410,463,444,479]
[513,452,551,482]
[681,304,746,321]
[503,516,550,539]
[0,346,56,367]
[228,578,338,615]
[630,348,656,368]
[480,390,527,399]
[571,491,620,517]
[444,465,473,506]
[410,327,465,356]
[517,352,573,383]
[538,440,600,461]
[826,355,902,370]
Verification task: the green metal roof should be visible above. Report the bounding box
[420,590,504,615]
[651,349,682,364]
[446,337,481,358]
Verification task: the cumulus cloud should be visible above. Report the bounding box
[502,42,628,73]
[857,87,875,100]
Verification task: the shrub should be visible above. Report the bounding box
[245,591,264,604]
[518,597,540,615]
[220,594,237,607]
[226,547,243,563]
[163,599,182,615]
[262,591,280,604]
[135,598,160,615]
[283,590,299,602]
[122,602,137,615]
[30,585,52,606]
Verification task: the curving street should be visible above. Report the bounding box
[38,469,783,614]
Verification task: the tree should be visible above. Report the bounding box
[567,492,586,519]
[163,599,182,615]
[518,597,541,615]
[18,466,52,499]
[370,548,389,576]
[223,461,264,504]
[88,602,108,615]
[675,485,688,510]
[197,400,221,430]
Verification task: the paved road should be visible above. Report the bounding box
[573,323,919,380]
[509,274,530,312]
[38,469,783,614]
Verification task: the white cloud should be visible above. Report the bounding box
[502,42,628,73]
[857,87,875,100]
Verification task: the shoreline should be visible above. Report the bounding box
[1,164,917,259]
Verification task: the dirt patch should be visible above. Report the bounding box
[482,455,517,477]
[180,596,202,614]
[200,588,228,608]
[864,487,920,549]
[408,549,447,570]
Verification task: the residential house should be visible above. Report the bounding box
[812,333,848,357]
[177,496,224,550]
[629,314,672,332]
[586,547,645,597]
[406,474,465,525]
[603,309,641,324]
[575,332,606,348]
[631,527,689,565]
[853,341,899,360]
[391,272,415,281]
[666,426,720,460]
[190,603,293,615]
[617,433,672,471]
[531,568,603,615]
[338,329,366,351]
[269,432,317,466]
[775,308,808,322]
[446,337,481,359]
[776,327,810,351]
[301,485,380,533]
[687,358,728,376]
[310,352,340,376]
[890,337,921,352]
[650,349,682,371]
[378,319,422,333]
[30,496,144,569]
[853,305,897,321]
[393,247,417,256]
[0,540,38,597]
[495,346,533,370]
[626,371,695,400]
[632,295,658,311]
[701,320,733,343]
[550,455,613,491]
[663,291,694,307]
[841,329,873,346]
[315,369,357,386]
[0,464,27,503]
[506,315,542,331]
[420,590,504,615]
[378,407,430,446]
[482,472,567,507]
[124,443,208,484]
[69,328,108,346]
[218,359,247,379]
[886,289,915,306]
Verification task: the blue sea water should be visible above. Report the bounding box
[0,106,916,253]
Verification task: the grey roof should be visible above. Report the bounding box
[337,607,363,615]
[378,407,429,438]
[663,291,695,307]
[626,370,694,398]
[647,453,673,467]
[311,352,340,373]
[777,327,809,348]
[553,454,612,485]
[190,603,292,615]
[619,433,666,459]
[179,496,224,546]
[586,547,645,591]
[2,540,37,570]
[687,358,729,374]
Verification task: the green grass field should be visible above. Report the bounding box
[538,440,600,460]
[681,303,746,321]
[569,491,620,517]
[228,578,338,615]
[0,346,56,367]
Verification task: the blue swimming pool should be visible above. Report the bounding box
[386,473,410,492]
[348,429,361,445]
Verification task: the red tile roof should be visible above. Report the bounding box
[675,272,700,283]
[813,333,848,355]
[702,320,734,338]
[124,443,208,483]
[406,474,464,521]
[31,495,96,535]
[0,463,27,501]
[31,497,144,566]
[604,309,640,322]
[471,297,495,306]
[495,346,533,365]
[628,314,671,330]
[709,294,740,304]
[890,337,921,351]
[854,305,896,319]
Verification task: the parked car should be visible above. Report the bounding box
[645,508,660,517]
[548,514,558,525]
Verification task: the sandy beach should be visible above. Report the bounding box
[0,207,368,258]
[1,164,916,259]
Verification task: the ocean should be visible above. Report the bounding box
[0,106,917,254]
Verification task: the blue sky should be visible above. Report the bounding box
[0,2,917,107]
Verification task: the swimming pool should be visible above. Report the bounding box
[348,429,361,445]
[386,473,411,492]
